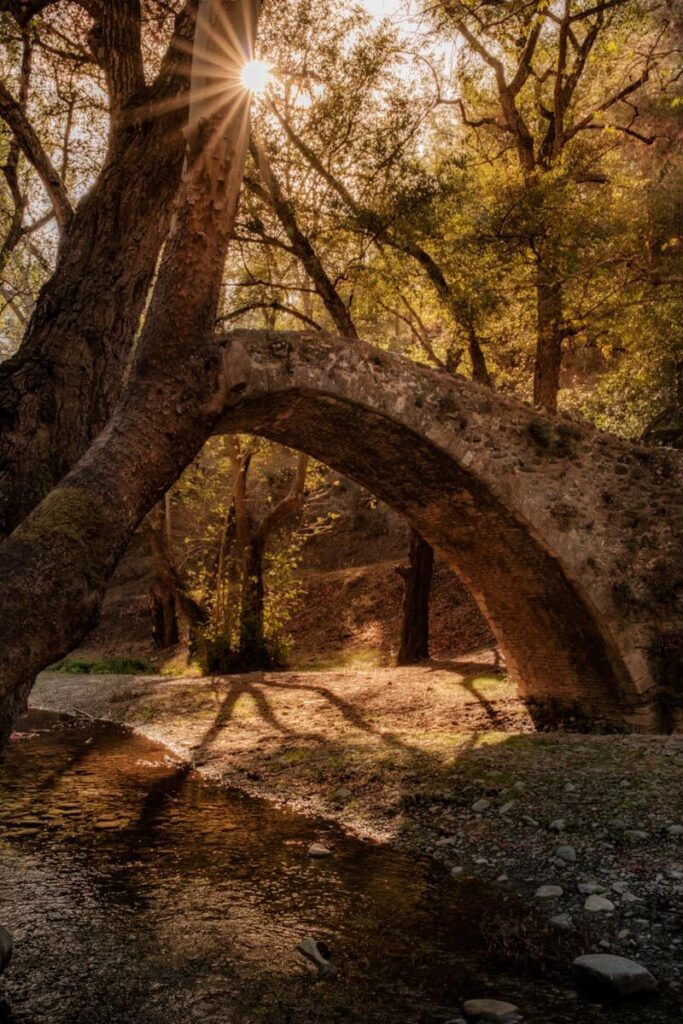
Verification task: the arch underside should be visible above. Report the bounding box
[220,388,638,728]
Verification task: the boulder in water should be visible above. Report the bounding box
[573,954,657,996]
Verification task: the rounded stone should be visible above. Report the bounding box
[535,884,563,898]
[462,998,519,1021]
[585,894,615,913]
[308,842,332,858]
[551,912,573,930]
[555,845,577,863]
[573,953,657,995]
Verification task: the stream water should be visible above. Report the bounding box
[0,712,676,1023]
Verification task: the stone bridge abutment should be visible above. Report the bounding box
[216,330,683,732]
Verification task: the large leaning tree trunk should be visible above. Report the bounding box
[0,1,197,538]
[0,0,261,755]
[397,528,434,666]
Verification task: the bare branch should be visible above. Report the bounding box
[217,301,323,331]
[0,79,73,232]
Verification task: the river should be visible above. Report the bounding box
[0,712,675,1023]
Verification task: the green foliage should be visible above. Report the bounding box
[51,656,155,675]
[170,437,311,674]
[196,628,287,676]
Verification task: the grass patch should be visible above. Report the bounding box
[51,656,156,675]
[296,647,385,671]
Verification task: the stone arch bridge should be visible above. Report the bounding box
[216,330,682,732]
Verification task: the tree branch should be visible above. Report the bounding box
[217,301,323,331]
[0,79,73,232]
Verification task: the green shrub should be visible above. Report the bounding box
[50,656,155,675]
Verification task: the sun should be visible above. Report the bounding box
[241,59,271,95]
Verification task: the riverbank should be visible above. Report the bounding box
[29,662,683,1001]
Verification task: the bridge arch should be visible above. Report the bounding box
[216,330,683,731]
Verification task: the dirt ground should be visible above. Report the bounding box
[29,660,683,1002]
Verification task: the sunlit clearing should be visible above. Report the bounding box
[241,59,270,94]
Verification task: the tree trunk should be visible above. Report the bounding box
[0,4,195,537]
[146,497,180,648]
[150,588,180,648]
[0,0,260,754]
[533,264,564,413]
[235,449,307,667]
[239,533,267,659]
[397,528,434,666]
[467,323,492,388]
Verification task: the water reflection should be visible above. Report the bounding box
[0,713,674,1023]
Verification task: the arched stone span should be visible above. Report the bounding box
[216,330,683,731]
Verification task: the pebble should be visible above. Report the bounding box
[499,801,515,815]
[624,829,648,840]
[472,799,490,813]
[585,894,615,913]
[555,845,576,863]
[535,884,563,898]
[451,866,464,876]
[462,997,519,1021]
[578,882,607,895]
[308,843,332,858]
[666,824,683,836]
[565,782,577,792]
[549,819,566,832]
[572,953,657,996]
[551,913,573,930]
[296,936,336,977]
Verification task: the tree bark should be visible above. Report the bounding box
[150,588,180,648]
[533,263,564,413]
[466,322,493,388]
[0,2,196,537]
[397,528,434,666]
[146,497,180,648]
[239,533,267,657]
[0,0,260,754]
